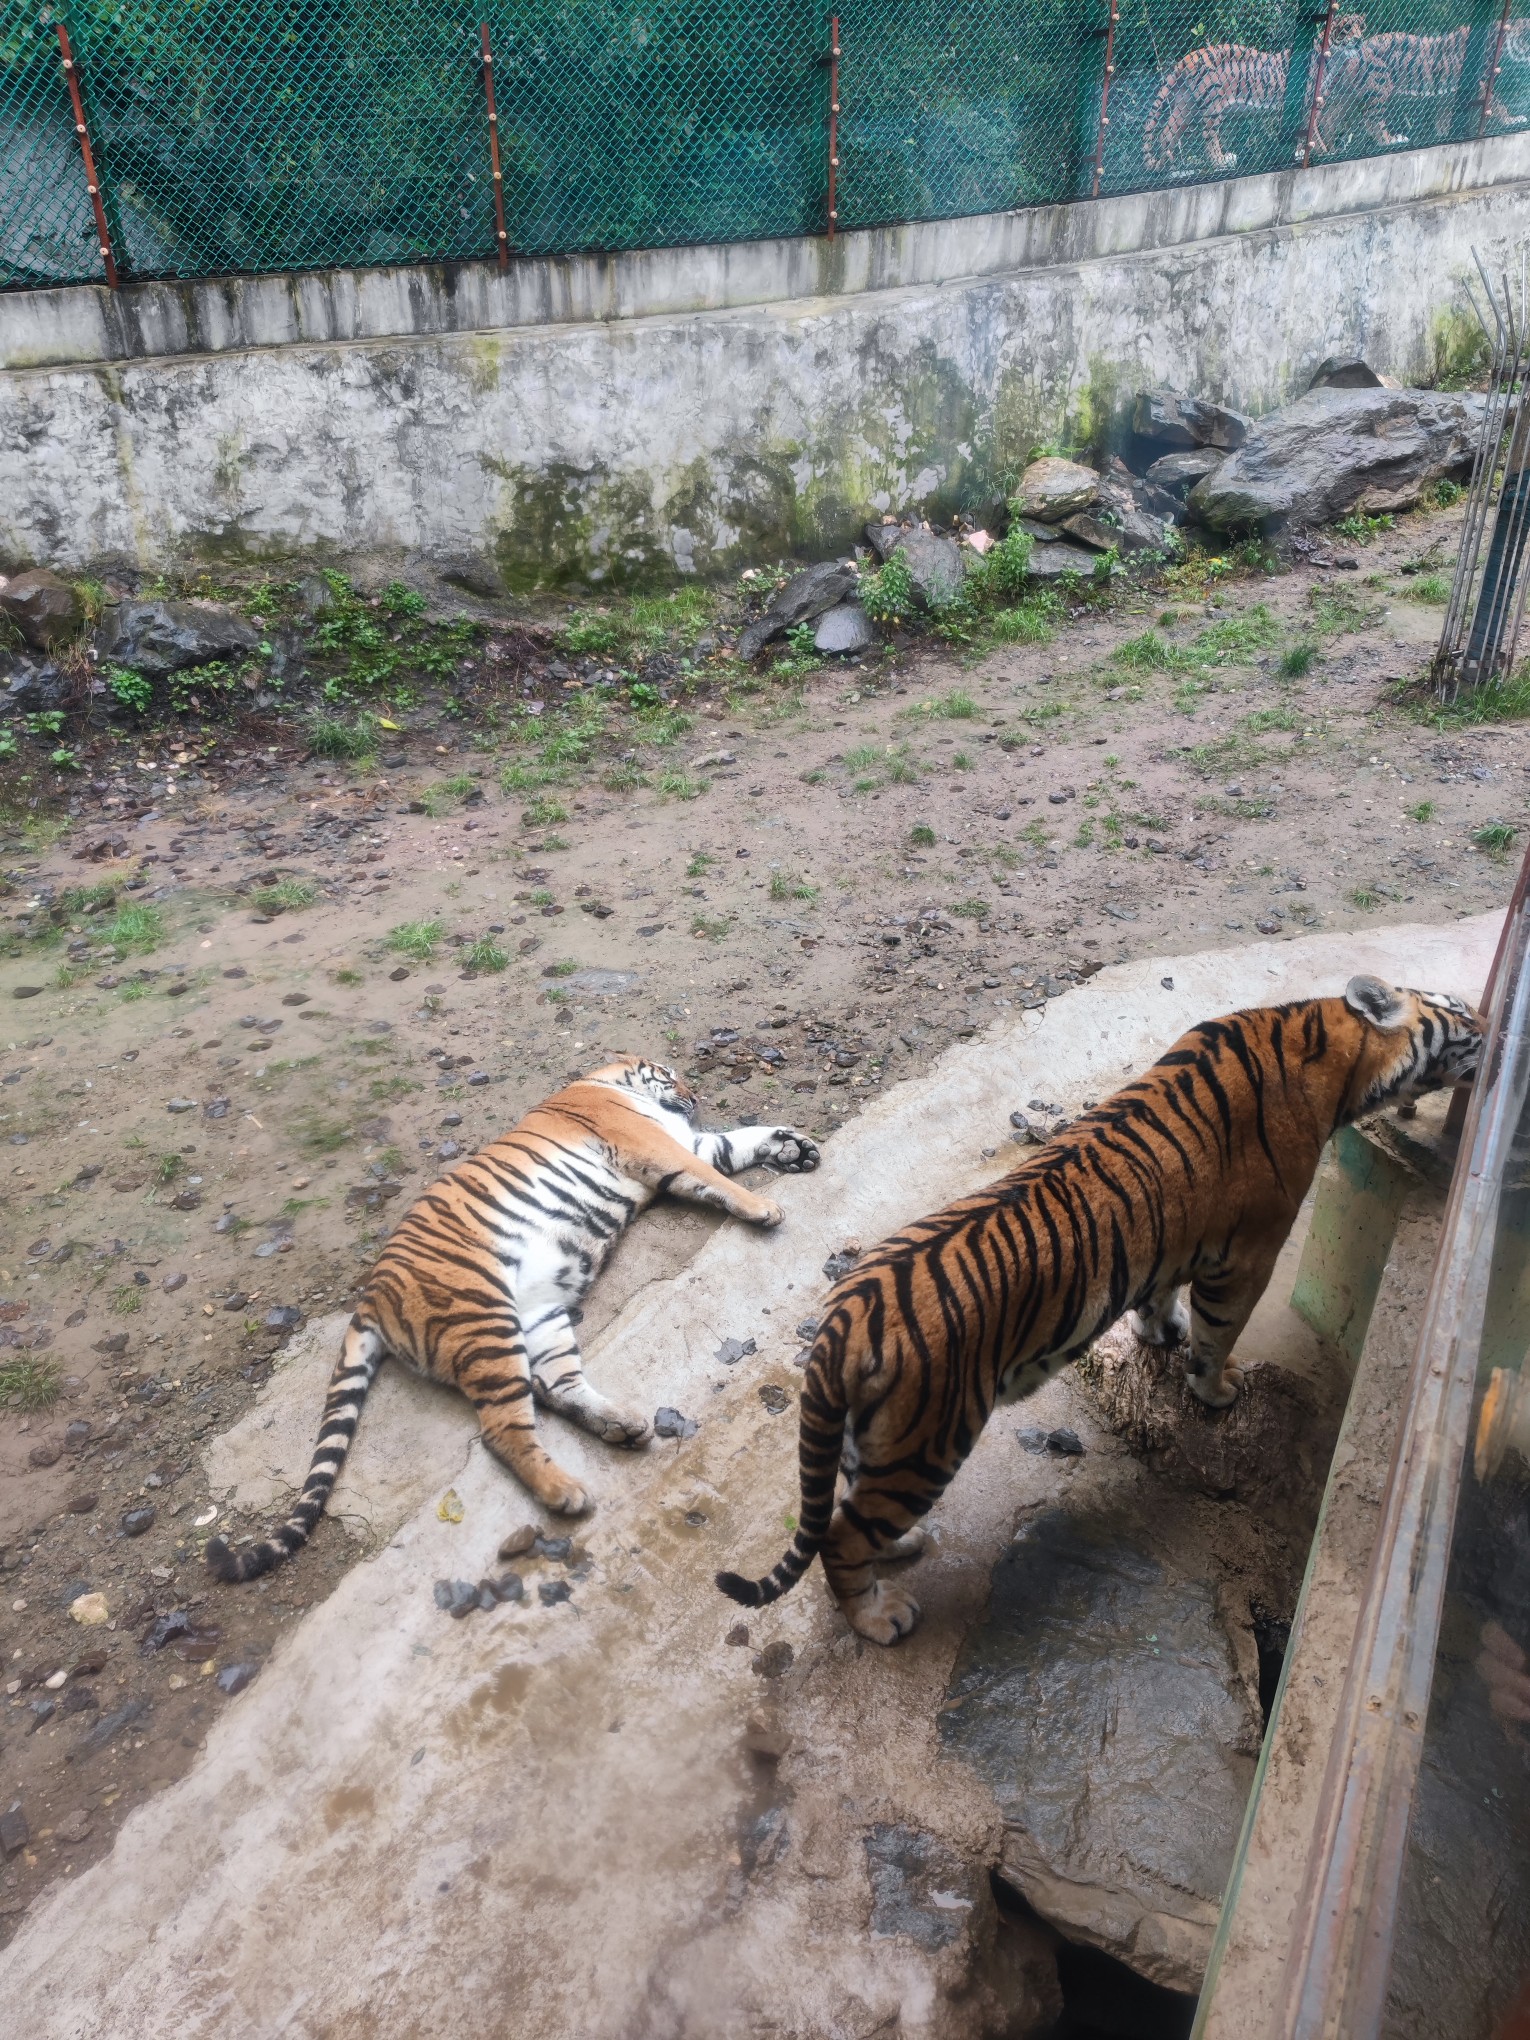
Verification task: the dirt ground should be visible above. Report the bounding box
[0,503,1522,1937]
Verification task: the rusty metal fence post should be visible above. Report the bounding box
[825,14,840,238]
[480,22,509,270]
[1478,0,1516,137]
[1299,0,1341,168]
[55,21,118,288]
[1089,0,1119,200]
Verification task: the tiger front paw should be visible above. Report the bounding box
[842,1581,921,1646]
[1188,1361,1244,1410]
[763,1130,821,1174]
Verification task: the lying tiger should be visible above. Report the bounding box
[208,1058,818,1583]
[719,978,1482,1644]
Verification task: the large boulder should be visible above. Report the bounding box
[814,602,873,655]
[1,656,68,714]
[1133,391,1251,453]
[1026,540,1104,578]
[1146,448,1226,497]
[0,569,84,650]
[1308,355,1395,392]
[736,561,856,660]
[1189,386,1485,532]
[895,529,964,610]
[1013,457,1099,524]
[98,600,262,676]
[941,1505,1262,1995]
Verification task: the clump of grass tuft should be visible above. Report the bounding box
[657,771,705,802]
[691,912,731,940]
[952,898,989,920]
[908,823,936,848]
[1112,630,1191,672]
[156,1153,184,1183]
[1350,887,1381,910]
[307,712,376,761]
[0,1354,63,1412]
[686,851,715,877]
[1473,822,1517,858]
[1279,641,1318,679]
[522,796,569,828]
[386,918,444,962]
[464,938,508,973]
[938,690,977,719]
[106,903,165,955]
[253,877,319,914]
[769,872,818,902]
[1408,800,1437,824]
[111,1285,142,1315]
[1407,574,1451,605]
[543,958,578,978]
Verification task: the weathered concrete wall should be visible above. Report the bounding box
[1,136,1524,589]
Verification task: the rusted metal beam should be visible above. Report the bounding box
[480,22,509,271]
[1090,0,1120,200]
[56,22,118,290]
[1300,0,1341,168]
[1478,0,1515,138]
[826,15,840,238]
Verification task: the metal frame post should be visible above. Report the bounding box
[1299,0,1341,168]
[56,22,118,289]
[480,22,509,271]
[1090,0,1119,200]
[826,15,840,238]
[1478,0,1515,137]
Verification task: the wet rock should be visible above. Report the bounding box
[12,984,43,999]
[887,529,963,612]
[27,1439,61,1469]
[120,1506,156,1539]
[61,1684,97,1716]
[0,1802,29,1855]
[27,1699,56,1732]
[1189,386,1484,532]
[1146,448,1226,496]
[67,1697,148,1761]
[1133,390,1250,452]
[1013,457,1099,524]
[864,520,909,562]
[538,1579,572,1607]
[653,1406,698,1440]
[488,1571,525,1603]
[737,561,857,660]
[1016,1426,1049,1453]
[434,1578,480,1619]
[497,1524,538,1560]
[533,1534,572,1562]
[941,1507,1261,1992]
[216,1662,258,1696]
[865,1824,976,1951]
[1026,540,1103,579]
[141,1609,216,1656]
[821,1247,859,1282]
[715,1336,757,1366]
[97,600,260,676]
[0,569,83,650]
[222,1292,248,1311]
[1308,354,1390,391]
[814,601,873,655]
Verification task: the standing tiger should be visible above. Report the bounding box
[207,1058,819,1583]
[1141,15,1367,173]
[719,979,1482,1645]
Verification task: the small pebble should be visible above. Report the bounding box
[533,1534,572,1562]
[653,1407,698,1440]
[0,1804,29,1855]
[54,1809,92,1844]
[440,1112,463,1128]
[752,1641,794,1679]
[215,1663,259,1696]
[27,1441,61,1470]
[726,1623,750,1647]
[66,1492,98,1515]
[1016,1426,1048,1453]
[121,1507,156,1538]
[1046,1427,1085,1456]
[489,1571,525,1604]
[68,1592,109,1626]
[715,1336,756,1366]
[263,1305,302,1330]
[538,1579,572,1607]
[223,1292,248,1311]
[63,1421,90,1450]
[61,1685,97,1716]
[497,1524,538,1560]
[757,1385,791,1415]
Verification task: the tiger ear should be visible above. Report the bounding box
[1344,975,1408,1029]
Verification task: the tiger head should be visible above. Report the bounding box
[594,1055,700,1121]
[1340,975,1484,1120]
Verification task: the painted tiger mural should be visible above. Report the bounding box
[718,979,1482,1644]
[207,1058,819,1583]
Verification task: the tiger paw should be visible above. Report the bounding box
[842,1581,921,1646]
[751,1199,785,1229]
[593,1408,652,1450]
[1128,1297,1189,1347]
[542,1478,595,1516]
[763,1131,820,1174]
[1188,1363,1244,1410]
[881,1527,928,1563]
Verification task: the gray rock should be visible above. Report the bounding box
[814,601,873,654]
[295,573,340,619]
[533,1534,573,1562]
[67,1697,149,1761]
[438,556,507,599]
[1013,457,1100,524]
[737,561,857,659]
[894,530,964,611]
[1133,391,1251,452]
[1145,448,1226,496]
[166,1098,197,1114]
[488,1571,525,1603]
[263,1306,302,1330]
[1308,355,1389,392]
[1027,541,1103,579]
[653,1406,699,1440]
[1016,1426,1049,1452]
[865,1824,976,1951]
[864,521,908,562]
[1045,1426,1085,1456]
[97,600,260,677]
[538,1579,572,1607]
[121,1507,156,1538]
[0,569,83,650]
[1189,386,1485,533]
[0,1802,27,1855]
[3,656,68,712]
[940,1507,1260,1993]
[715,1336,757,1366]
[564,968,639,998]
[1059,514,1120,553]
[215,1662,258,1696]
[434,1578,479,1619]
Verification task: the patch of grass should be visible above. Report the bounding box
[1243,704,1300,734]
[0,1354,63,1412]
[111,1285,142,1315]
[1187,731,1264,777]
[307,712,377,760]
[521,796,569,828]
[657,770,705,802]
[1473,822,1517,858]
[691,912,731,940]
[1193,602,1281,662]
[253,877,320,914]
[952,897,989,919]
[1350,887,1381,910]
[909,823,936,848]
[1021,818,1052,849]
[1172,676,1213,714]
[464,938,508,973]
[543,958,578,977]
[769,872,818,902]
[951,751,973,770]
[385,918,445,962]
[1308,584,1385,637]
[1403,667,1530,729]
[296,1111,353,1155]
[686,851,715,877]
[602,761,648,792]
[368,1075,418,1102]
[1408,800,1437,823]
[105,903,165,955]
[155,1153,184,1183]
[1074,820,1095,848]
[1407,574,1451,605]
[1333,511,1396,545]
[1279,641,1318,679]
[938,689,977,719]
[331,966,364,986]
[1112,630,1192,672]
[980,599,1059,647]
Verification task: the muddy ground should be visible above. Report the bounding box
[0,503,1522,1935]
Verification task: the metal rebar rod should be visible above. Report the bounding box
[1478,0,1515,138]
[55,23,117,290]
[1300,1,1341,168]
[1090,0,1119,201]
[480,23,509,271]
[826,15,840,238]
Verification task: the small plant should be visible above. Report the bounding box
[106,665,153,715]
[1408,800,1437,823]
[1244,703,1300,734]
[1427,478,1465,508]
[332,966,364,986]
[691,912,731,940]
[543,958,579,977]
[111,1284,142,1315]
[156,1152,184,1183]
[1074,820,1095,848]
[686,851,715,877]
[1309,584,1385,637]
[253,877,319,914]
[769,872,818,902]
[106,903,165,955]
[1333,511,1396,545]
[1473,822,1517,858]
[980,522,1035,600]
[908,823,936,848]
[1021,818,1051,849]
[522,796,569,828]
[1350,887,1381,910]
[1112,630,1189,672]
[307,712,376,760]
[602,761,648,792]
[1407,573,1451,605]
[657,770,704,802]
[860,553,915,625]
[1279,641,1318,679]
[951,750,973,770]
[464,937,508,973]
[938,689,977,719]
[0,1354,63,1412]
[1194,603,1281,662]
[386,918,445,962]
[952,898,989,919]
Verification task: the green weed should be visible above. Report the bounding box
[691,912,731,940]
[657,770,705,801]
[1408,800,1437,823]
[522,796,570,828]
[909,823,936,848]
[769,872,818,902]
[385,918,444,961]
[0,1355,62,1412]
[464,938,508,973]
[1279,642,1318,679]
[307,712,377,760]
[1350,887,1381,910]
[106,904,165,955]
[1473,822,1517,858]
[1407,574,1451,605]
[253,877,319,914]
[686,851,715,877]
[860,553,915,625]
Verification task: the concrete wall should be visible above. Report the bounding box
[1,135,1525,588]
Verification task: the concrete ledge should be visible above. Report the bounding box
[2,134,1527,373]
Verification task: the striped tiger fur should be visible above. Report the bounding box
[1334,20,1530,150]
[207,1057,819,1583]
[1142,16,1366,173]
[719,978,1481,1644]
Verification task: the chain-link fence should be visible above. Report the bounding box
[3,1,1527,292]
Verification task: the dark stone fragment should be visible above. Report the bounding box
[140,1609,197,1653]
[439,1578,479,1619]
[1016,1427,1049,1453]
[263,1305,302,1331]
[389,967,410,982]
[27,1440,61,1469]
[27,1699,56,1732]
[497,1525,537,1560]
[13,986,42,999]
[489,1571,525,1603]
[715,1336,757,1366]
[538,1579,573,1606]
[66,1492,98,1514]
[0,1803,29,1853]
[223,1292,248,1311]
[737,560,858,659]
[475,1583,498,1611]
[63,1420,90,1449]
[758,1384,792,1415]
[533,1534,572,1562]
[215,1662,259,1697]
[822,1250,858,1282]
[93,1333,128,1356]
[161,1271,187,1293]
[61,1683,98,1714]
[795,1320,818,1341]
[653,1406,698,1440]
[752,1640,794,1679]
[67,1696,149,1760]
[1045,1427,1086,1456]
[121,1507,156,1538]
[864,1823,971,1951]
[726,1622,750,1646]
[96,599,259,677]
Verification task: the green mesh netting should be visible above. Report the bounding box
[2,1,1526,291]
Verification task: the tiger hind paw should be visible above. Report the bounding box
[842,1581,921,1646]
[763,1131,821,1173]
[1128,1296,1190,1347]
[1188,1362,1245,1410]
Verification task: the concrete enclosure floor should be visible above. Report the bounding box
[0,914,1498,2038]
